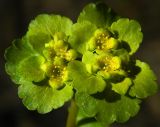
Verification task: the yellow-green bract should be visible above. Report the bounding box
[4,2,158,127]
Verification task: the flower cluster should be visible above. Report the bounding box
[5,2,158,126]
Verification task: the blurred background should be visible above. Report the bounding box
[0,0,160,127]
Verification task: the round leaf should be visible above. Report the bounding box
[69,21,97,54]
[27,14,73,54]
[18,81,73,114]
[78,3,119,27]
[111,18,143,55]
[5,38,45,84]
[67,61,106,94]
[129,60,158,98]
[76,92,140,126]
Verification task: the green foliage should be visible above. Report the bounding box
[111,18,143,55]
[76,106,103,127]
[76,92,140,126]
[4,2,158,127]
[5,14,75,113]
[18,81,73,113]
[129,60,158,98]
[112,78,132,95]
[69,21,97,54]
[5,38,44,84]
[78,3,119,27]
[68,61,106,94]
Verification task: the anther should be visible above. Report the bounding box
[97,40,100,43]
[98,36,101,39]
[101,33,105,37]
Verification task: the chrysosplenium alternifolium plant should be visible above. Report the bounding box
[5,2,158,127]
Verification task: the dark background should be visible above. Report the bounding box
[0,0,160,127]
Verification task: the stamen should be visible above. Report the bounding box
[101,33,105,37]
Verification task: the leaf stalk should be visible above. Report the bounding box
[66,99,78,127]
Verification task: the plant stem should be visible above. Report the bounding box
[66,99,78,127]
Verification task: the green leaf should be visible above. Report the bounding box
[82,51,99,73]
[67,61,106,94]
[26,14,73,54]
[77,109,103,127]
[18,81,73,113]
[76,92,140,125]
[82,51,98,64]
[27,33,51,54]
[27,14,73,36]
[5,14,75,114]
[17,55,45,82]
[112,78,132,95]
[129,60,158,98]
[112,49,130,64]
[69,21,97,54]
[78,3,119,27]
[5,38,45,84]
[78,121,103,127]
[111,18,143,55]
